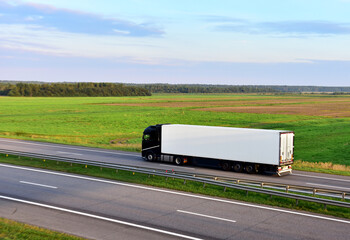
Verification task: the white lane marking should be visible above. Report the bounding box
[1,164,350,224]
[0,138,139,157]
[57,151,83,156]
[20,181,57,189]
[158,164,196,170]
[293,173,350,183]
[0,195,202,240]
[306,183,350,191]
[177,210,236,223]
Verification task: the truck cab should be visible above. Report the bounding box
[142,124,161,161]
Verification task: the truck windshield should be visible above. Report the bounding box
[143,134,151,141]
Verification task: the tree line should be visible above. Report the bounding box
[1,82,349,96]
[135,84,279,93]
[136,84,350,93]
[0,82,151,97]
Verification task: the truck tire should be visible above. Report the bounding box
[233,162,243,172]
[146,152,155,162]
[174,156,183,165]
[245,164,255,174]
[221,161,231,171]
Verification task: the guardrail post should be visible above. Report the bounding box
[342,192,346,201]
[203,183,206,188]
[261,183,264,188]
[224,187,227,192]
[286,185,289,193]
[313,188,317,197]
[246,190,248,196]
[183,179,186,184]
[296,199,299,206]
[324,204,327,210]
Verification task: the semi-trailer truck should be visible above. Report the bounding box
[142,124,294,176]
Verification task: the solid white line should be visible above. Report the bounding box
[57,151,83,156]
[158,164,196,170]
[293,173,350,183]
[20,181,57,189]
[0,195,202,240]
[306,183,350,191]
[1,164,350,224]
[0,138,139,157]
[177,210,236,223]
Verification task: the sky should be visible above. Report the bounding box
[0,0,350,86]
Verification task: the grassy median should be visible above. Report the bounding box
[0,217,84,240]
[0,154,349,220]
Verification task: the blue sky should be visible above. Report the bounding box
[1,0,349,86]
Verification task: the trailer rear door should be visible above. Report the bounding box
[280,132,294,164]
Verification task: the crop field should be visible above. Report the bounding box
[0,94,349,172]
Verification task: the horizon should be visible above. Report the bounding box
[1,0,350,86]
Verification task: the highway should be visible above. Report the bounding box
[0,163,349,240]
[0,138,350,191]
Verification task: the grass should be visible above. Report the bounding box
[0,154,349,220]
[293,160,350,176]
[0,94,349,169]
[0,217,84,240]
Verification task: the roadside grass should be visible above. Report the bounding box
[1,155,349,220]
[0,94,349,169]
[0,217,84,240]
[293,160,350,176]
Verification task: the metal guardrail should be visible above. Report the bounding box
[0,149,349,209]
[175,172,350,201]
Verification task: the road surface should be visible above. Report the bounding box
[0,163,349,239]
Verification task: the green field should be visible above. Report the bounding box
[0,94,349,171]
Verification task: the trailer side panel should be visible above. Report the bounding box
[161,124,283,165]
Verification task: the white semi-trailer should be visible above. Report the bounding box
[142,124,294,175]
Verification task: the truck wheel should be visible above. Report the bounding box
[174,156,183,165]
[245,164,255,174]
[146,152,155,162]
[233,163,243,172]
[221,161,231,171]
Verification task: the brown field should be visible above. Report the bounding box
[197,101,350,117]
[104,96,350,118]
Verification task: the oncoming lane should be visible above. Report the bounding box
[0,163,349,240]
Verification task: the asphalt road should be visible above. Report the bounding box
[0,163,349,240]
[0,138,350,191]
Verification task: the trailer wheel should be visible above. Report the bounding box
[221,161,231,171]
[174,156,183,165]
[146,152,155,162]
[233,163,243,172]
[245,164,255,174]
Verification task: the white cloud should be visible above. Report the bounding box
[24,15,44,21]
[113,29,130,35]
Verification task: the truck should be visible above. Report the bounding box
[142,124,294,176]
